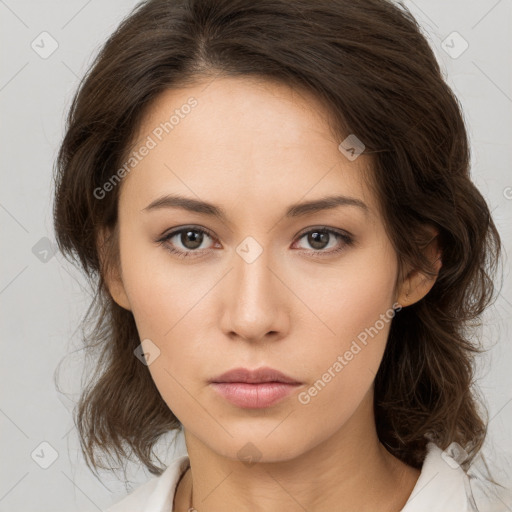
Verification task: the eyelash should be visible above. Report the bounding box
[156,225,354,260]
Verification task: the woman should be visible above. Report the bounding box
[52,0,507,510]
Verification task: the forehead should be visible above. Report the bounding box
[118,76,377,218]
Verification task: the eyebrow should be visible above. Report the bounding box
[142,193,369,220]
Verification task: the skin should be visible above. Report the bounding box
[101,76,442,512]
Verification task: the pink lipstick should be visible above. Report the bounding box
[209,367,302,409]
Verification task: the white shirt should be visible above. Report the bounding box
[103,442,500,511]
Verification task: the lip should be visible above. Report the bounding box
[209,367,302,409]
[210,366,302,385]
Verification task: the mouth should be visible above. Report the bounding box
[209,366,303,409]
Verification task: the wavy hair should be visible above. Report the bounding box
[53,0,502,479]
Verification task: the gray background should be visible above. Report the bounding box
[1,1,511,510]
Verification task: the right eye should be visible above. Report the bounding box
[157,226,219,259]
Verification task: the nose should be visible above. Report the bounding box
[219,244,290,344]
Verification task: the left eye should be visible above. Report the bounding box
[294,228,351,252]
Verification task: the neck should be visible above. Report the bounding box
[174,392,420,512]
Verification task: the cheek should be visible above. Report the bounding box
[300,236,397,346]
[117,232,214,410]
[297,243,398,408]
[118,229,187,337]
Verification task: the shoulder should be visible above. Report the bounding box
[105,454,190,512]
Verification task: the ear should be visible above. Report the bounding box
[97,226,132,311]
[395,225,442,308]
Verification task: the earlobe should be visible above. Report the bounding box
[396,227,443,308]
[106,273,132,311]
[97,227,132,311]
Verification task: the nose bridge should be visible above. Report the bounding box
[222,237,287,341]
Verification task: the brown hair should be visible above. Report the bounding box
[53,0,502,480]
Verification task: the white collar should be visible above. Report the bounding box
[400,442,472,511]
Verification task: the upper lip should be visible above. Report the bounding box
[210,366,302,384]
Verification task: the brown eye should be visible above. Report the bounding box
[177,229,206,250]
[293,227,354,258]
[305,230,331,250]
[158,226,217,259]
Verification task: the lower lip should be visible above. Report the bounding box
[210,382,301,409]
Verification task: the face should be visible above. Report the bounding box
[106,76,404,462]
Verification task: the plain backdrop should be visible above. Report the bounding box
[1,1,511,511]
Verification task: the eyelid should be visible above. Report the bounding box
[294,225,354,240]
[158,224,216,241]
[158,225,353,242]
